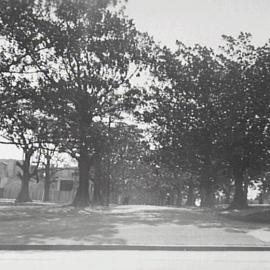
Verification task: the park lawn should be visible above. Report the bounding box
[0,200,270,246]
[217,205,270,224]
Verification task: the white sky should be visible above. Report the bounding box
[126,0,270,50]
[1,0,270,159]
[0,142,23,160]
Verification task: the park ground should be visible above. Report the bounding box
[0,199,270,246]
[1,251,270,270]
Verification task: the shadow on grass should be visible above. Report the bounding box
[0,203,270,245]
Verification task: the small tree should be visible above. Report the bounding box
[37,145,62,202]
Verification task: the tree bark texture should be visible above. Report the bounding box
[16,151,32,203]
[93,156,106,205]
[176,189,182,206]
[200,172,214,208]
[43,157,51,202]
[72,145,91,207]
[230,167,248,209]
[185,183,196,206]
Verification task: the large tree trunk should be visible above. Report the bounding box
[72,145,90,207]
[230,167,248,209]
[259,193,264,204]
[104,153,111,206]
[176,189,182,206]
[200,185,214,207]
[223,183,232,204]
[43,157,51,202]
[94,157,110,206]
[16,151,32,203]
[200,172,214,208]
[43,176,50,202]
[103,175,110,206]
[172,172,183,207]
[93,180,102,205]
[16,177,31,203]
[185,183,196,206]
[93,155,105,205]
[110,179,118,204]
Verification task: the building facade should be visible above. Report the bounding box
[0,159,93,203]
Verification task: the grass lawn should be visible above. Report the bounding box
[217,205,270,224]
[0,199,270,246]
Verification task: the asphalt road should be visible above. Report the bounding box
[0,204,270,246]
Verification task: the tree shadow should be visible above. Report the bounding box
[0,205,125,245]
[0,204,269,246]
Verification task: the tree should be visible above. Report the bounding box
[38,145,61,202]
[217,33,270,208]
[143,43,223,207]
[0,77,43,202]
[0,0,154,207]
[142,33,270,209]
[100,123,147,204]
[101,122,171,205]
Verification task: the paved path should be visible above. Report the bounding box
[0,204,270,246]
[1,251,270,270]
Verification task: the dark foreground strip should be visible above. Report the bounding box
[0,245,270,251]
